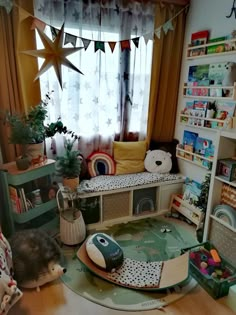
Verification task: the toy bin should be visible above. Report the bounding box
[181,241,236,299]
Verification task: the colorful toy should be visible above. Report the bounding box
[79,239,191,291]
[86,233,124,272]
[190,246,231,279]
[144,150,172,173]
[210,249,221,263]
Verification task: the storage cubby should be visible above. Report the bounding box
[0,159,58,237]
[78,179,184,230]
[102,191,130,221]
[133,187,157,215]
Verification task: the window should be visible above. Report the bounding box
[34,0,155,154]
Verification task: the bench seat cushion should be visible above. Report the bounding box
[78,172,183,193]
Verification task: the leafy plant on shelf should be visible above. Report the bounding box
[5,91,78,147]
[55,138,81,179]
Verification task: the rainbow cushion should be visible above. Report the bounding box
[87,152,116,177]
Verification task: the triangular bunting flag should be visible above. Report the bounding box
[0,0,13,13]
[65,33,77,47]
[30,18,46,31]
[163,20,174,35]
[108,41,116,53]
[143,32,154,44]
[154,27,162,39]
[94,41,105,53]
[132,37,139,48]
[120,40,131,52]
[19,6,31,22]
[81,38,91,51]
[50,26,59,41]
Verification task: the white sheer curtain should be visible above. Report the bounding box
[33,0,156,158]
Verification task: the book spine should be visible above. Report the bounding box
[19,188,28,212]
[8,186,22,214]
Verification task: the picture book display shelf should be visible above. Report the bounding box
[0,159,58,237]
[176,34,236,266]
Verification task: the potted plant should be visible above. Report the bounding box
[55,138,82,191]
[4,92,78,168]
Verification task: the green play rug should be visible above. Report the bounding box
[61,217,199,311]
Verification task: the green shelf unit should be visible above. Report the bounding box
[0,159,58,236]
[12,199,57,224]
[4,160,56,186]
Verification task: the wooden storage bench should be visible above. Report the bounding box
[77,172,185,230]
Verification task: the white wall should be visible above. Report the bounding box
[174,0,236,181]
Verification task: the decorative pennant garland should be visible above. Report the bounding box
[9,2,189,88]
[14,3,189,54]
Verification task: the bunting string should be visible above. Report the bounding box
[13,2,189,53]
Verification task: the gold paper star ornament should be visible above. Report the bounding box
[22,24,83,88]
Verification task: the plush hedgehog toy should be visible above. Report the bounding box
[9,229,66,291]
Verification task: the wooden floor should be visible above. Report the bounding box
[9,280,235,315]
[8,218,235,314]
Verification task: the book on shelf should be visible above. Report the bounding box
[187,62,231,87]
[19,188,28,212]
[193,156,212,169]
[189,47,206,57]
[194,137,213,156]
[208,62,228,85]
[207,43,225,54]
[188,65,210,83]
[183,177,201,206]
[189,116,205,127]
[194,100,208,110]
[191,30,209,47]
[8,186,22,214]
[209,86,222,97]
[185,101,194,113]
[176,144,185,157]
[224,41,236,52]
[184,144,193,161]
[183,130,199,148]
[211,101,236,128]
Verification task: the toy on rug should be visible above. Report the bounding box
[9,229,66,292]
[86,233,124,272]
[78,236,190,290]
[144,150,172,173]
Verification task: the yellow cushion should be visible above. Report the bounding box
[113,141,147,175]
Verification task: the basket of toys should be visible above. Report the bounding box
[181,241,236,299]
[56,187,86,246]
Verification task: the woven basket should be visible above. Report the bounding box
[56,188,86,245]
[221,184,236,209]
[60,208,86,245]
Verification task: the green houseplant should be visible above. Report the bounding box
[55,138,82,191]
[4,92,78,168]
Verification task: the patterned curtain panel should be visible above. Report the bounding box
[33,0,156,157]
